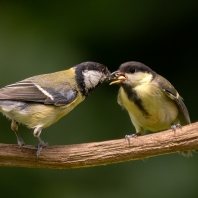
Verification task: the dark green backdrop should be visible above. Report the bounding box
[0,1,198,198]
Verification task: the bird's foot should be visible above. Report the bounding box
[171,124,182,135]
[179,151,193,158]
[125,133,141,145]
[17,137,25,149]
[36,141,48,160]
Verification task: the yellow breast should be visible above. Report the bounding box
[118,83,179,133]
[0,92,85,129]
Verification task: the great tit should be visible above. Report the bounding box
[110,61,191,141]
[0,61,110,158]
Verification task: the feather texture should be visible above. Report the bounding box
[155,75,191,124]
[0,75,78,106]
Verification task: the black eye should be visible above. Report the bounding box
[130,68,136,73]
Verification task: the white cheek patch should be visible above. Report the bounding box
[83,70,106,89]
[127,72,153,86]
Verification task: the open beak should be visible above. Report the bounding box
[109,71,126,85]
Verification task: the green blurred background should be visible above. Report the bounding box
[0,1,198,198]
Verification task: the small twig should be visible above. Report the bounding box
[0,122,198,169]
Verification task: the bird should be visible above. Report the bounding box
[110,61,191,143]
[0,61,110,158]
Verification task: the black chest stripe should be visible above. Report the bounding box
[122,85,150,118]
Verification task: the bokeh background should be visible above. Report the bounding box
[0,1,198,198]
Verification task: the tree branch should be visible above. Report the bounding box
[0,122,198,169]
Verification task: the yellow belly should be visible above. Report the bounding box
[0,93,84,129]
[118,85,179,133]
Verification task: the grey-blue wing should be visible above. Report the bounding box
[0,80,77,106]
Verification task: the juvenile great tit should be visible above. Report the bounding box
[110,61,191,141]
[0,61,110,158]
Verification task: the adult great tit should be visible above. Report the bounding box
[0,61,110,158]
[110,61,191,141]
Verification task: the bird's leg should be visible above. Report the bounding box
[171,123,192,156]
[33,127,48,159]
[179,151,193,158]
[11,119,25,148]
[171,123,182,135]
[125,132,141,145]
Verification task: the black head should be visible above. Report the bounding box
[110,61,157,87]
[119,61,156,76]
[75,61,110,96]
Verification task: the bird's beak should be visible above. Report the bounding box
[109,71,126,85]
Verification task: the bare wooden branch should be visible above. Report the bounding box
[0,122,198,169]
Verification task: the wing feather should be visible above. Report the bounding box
[155,75,191,124]
[0,80,77,106]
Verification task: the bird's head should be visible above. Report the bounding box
[75,61,110,96]
[110,61,156,87]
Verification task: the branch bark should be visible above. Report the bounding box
[0,122,198,169]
